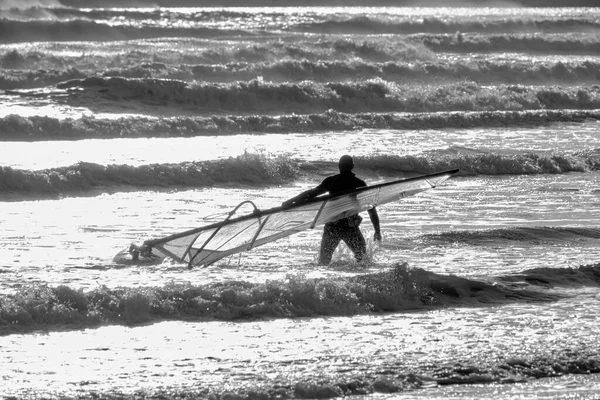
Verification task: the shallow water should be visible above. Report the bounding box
[2,122,600,170]
[3,292,600,397]
[2,4,600,399]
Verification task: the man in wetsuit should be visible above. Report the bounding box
[283,155,382,265]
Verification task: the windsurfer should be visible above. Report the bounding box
[283,155,382,265]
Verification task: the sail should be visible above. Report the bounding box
[141,169,459,267]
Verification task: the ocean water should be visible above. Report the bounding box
[1,3,600,399]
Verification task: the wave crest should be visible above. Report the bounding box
[3,149,600,199]
[356,149,600,175]
[14,77,600,115]
[0,153,299,198]
[293,16,600,35]
[2,110,599,140]
[0,262,570,335]
[0,18,257,43]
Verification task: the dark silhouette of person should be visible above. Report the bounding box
[283,155,382,265]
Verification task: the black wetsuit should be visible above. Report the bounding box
[313,171,369,264]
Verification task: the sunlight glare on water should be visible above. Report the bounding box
[3,293,600,396]
[1,122,599,170]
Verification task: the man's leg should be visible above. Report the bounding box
[341,227,367,262]
[319,224,341,265]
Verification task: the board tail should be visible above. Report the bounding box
[112,243,166,265]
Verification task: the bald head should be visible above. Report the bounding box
[338,155,354,172]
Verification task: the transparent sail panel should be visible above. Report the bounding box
[146,170,458,267]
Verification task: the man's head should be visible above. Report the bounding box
[339,155,354,172]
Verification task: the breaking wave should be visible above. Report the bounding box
[4,8,600,41]
[3,149,600,199]
[2,109,600,140]
[291,16,600,35]
[422,32,600,55]
[1,262,580,335]
[0,153,299,199]
[5,58,600,90]
[50,77,600,114]
[0,19,260,44]
[0,37,435,68]
[356,148,600,176]
[6,77,600,116]
[3,260,599,397]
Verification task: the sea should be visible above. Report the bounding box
[1,3,600,399]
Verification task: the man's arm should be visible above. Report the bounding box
[368,207,382,242]
[282,185,328,207]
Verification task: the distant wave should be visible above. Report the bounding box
[421,33,600,55]
[0,19,261,43]
[87,59,600,86]
[3,35,600,84]
[0,153,299,199]
[356,149,600,175]
[1,37,433,70]
[291,16,600,35]
[0,7,299,26]
[0,5,64,20]
[1,66,87,90]
[2,150,600,199]
[0,6,177,22]
[3,12,600,45]
[2,109,600,141]
[6,77,600,116]
[6,8,600,36]
[0,262,571,335]
[0,6,297,25]
[5,58,600,90]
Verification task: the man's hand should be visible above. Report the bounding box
[374,231,382,242]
